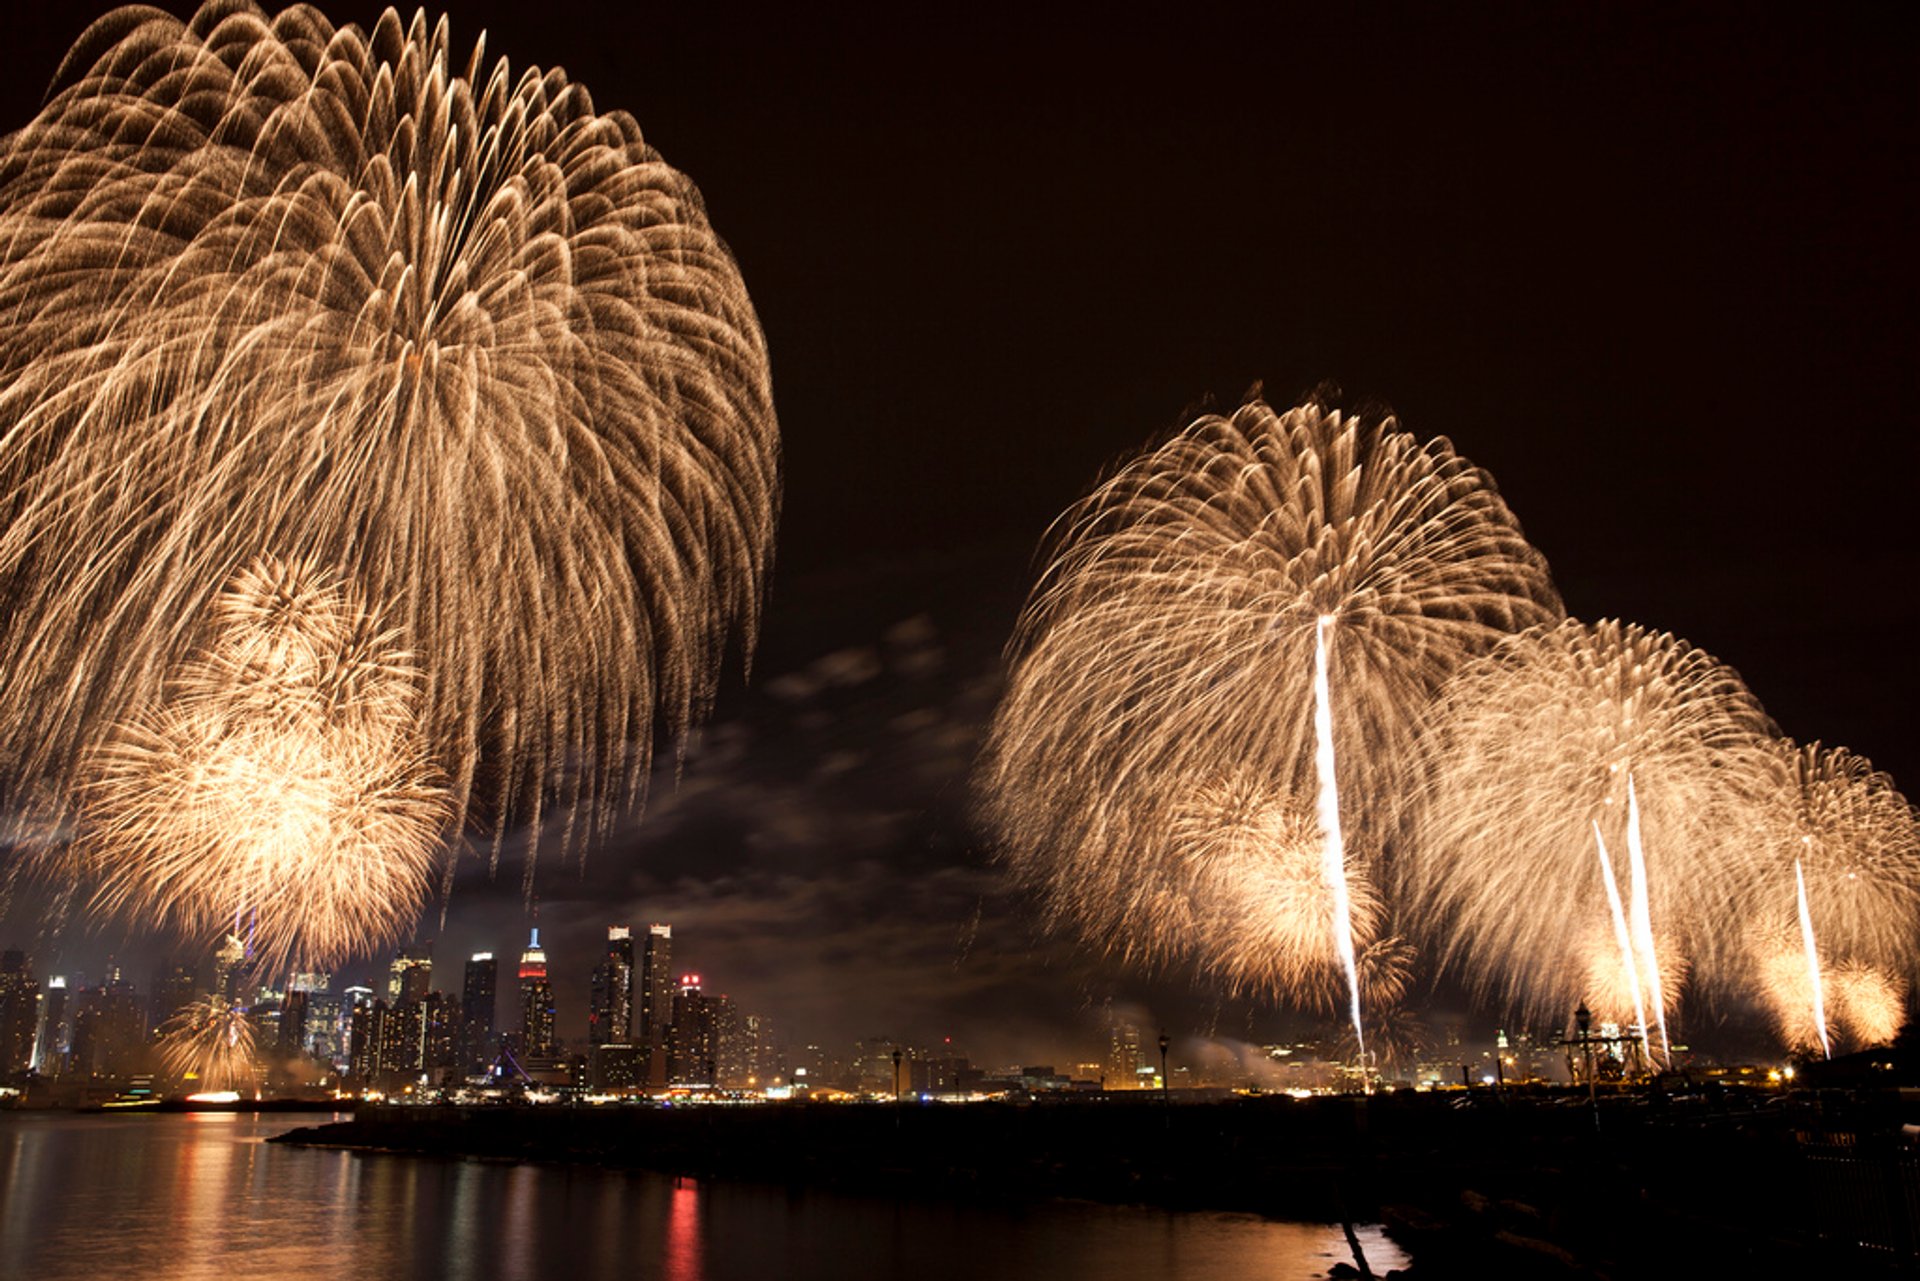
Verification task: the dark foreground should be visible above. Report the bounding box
[274,1086,1920,1279]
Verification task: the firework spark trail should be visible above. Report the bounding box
[1408,620,1771,1027]
[0,3,779,886]
[979,398,1560,1017]
[1313,615,1364,1065]
[1794,858,1831,1059]
[1740,740,1920,1052]
[1592,820,1651,1065]
[1624,776,1670,1066]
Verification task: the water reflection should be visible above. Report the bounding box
[0,1113,1407,1280]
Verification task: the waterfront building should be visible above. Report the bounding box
[667,975,720,1087]
[518,929,556,1060]
[0,950,38,1079]
[149,958,199,1033]
[460,954,497,1073]
[388,946,432,1004]
[639,924,672,1086]
[589,926,635,1047]
[34,977,69,1075]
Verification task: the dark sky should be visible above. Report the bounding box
[1,2,1914,1066]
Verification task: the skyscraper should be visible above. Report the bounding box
[517,929,555,1060]
[668,974,720,1087]
[639,924,672,1087]
[459,953,498,1073]
[149,958,199,1032]
[388,945,432,1004]
[0,950,39,1079]
[589,926,635,1047]
[34,977,69,1076]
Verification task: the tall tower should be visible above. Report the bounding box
[460,953,498,1073]
[589,926,635,1047]
[639,924,672,1086]
[518,928,555,1060]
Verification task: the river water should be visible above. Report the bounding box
[0,1111,1408,1280]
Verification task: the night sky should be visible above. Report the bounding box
[0,2,1913,1066]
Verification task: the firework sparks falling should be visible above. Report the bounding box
[156,989,257,1095]
[979,398,1561,1015]
[1407,619,1773,1027]
[79,556,446,977]
[0,3,779,875]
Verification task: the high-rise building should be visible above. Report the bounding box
[1106,1012,1144,1088]
[388,946,432,1004]
[517,929,555,1060]
[35,977,69,1076]
[348,999,385,1083]
[278,989,310,1058]
[668,975,721,1087]
[212,935,245,1002]
[69,982,146,1081]
[589,927,634,1047]
[423,991,457,1076]
[304,993,345,1066]
[639,924,672,1086]
[149,958,200,1033]
[459,954,498,1073]
[0,950,39,1079]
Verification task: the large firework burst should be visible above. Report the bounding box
[80,555,445,976]
[0,4,778,879]
[978,398,1560,1014]
[1405,619,1773,1034]
[1738,740,1920,1052]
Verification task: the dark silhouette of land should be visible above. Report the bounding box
[274,1084,1920,1278]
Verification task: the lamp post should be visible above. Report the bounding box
[1157,1031,1171,1104]
[891,1047,903,1102]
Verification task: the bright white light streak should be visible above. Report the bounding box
[1314,615,1365,1076]
[1624,776,1671,1068]
[1795,858,1832,1060]
[1593,819,1652,1065]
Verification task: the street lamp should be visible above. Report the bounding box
[891,1047,903,1102]
[1158,1031,1171,1104]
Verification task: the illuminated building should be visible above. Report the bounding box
[34,977,69,1076]
[348,998,384,1082]
[668,975,720,1087]
[212,935,244,1001]
[589,1042,642,1090]
[460,954,497,1073]
[0,950,37,1079]
[1106,1013,1144,1088]
[388,945,433,1004]
[518,928,556,1060]
[423,991,457,1076]
[639,924,672,1087]
[304,993,344,1065]
[589,926,635,1047]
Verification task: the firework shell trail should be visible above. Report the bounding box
[978,397,1561,1009]
[1406,619,1773,1028]
[0,3,780,887]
